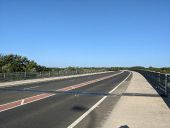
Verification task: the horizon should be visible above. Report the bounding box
[1,53,169,68]
[1,0,170,67]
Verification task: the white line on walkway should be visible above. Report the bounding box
[67,71,132,128]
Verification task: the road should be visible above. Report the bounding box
[0,71,131,128]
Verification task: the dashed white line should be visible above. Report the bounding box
[24,86,40,90]
[21,99,25,105]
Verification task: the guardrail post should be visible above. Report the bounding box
[158,72,160,83]
[165,74,168,95]
[3,73,6,80]
[157,72,160,89]
[24,72,27,78]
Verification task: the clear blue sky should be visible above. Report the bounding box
[0,0,170,67]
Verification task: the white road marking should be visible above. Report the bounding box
[0,94,54,113]
[21,99,25,105]
[24,86,40,90]
[67,71,132,128]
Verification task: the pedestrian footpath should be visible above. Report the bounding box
[103,71,170,128]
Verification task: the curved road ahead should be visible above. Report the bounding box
[0,71,131,128]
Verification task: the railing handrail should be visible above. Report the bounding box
[0,70,108,83]
[136,69,170,96]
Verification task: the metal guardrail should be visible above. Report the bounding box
[0,70,106,83]
[137,70,170,96]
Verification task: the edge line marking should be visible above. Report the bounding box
[67,71,132,128]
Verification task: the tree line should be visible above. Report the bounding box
[0,54,49,73]
[1,54,169,74]
[129,66,170,74]
[0,54,114,73]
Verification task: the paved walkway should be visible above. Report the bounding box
[103,71,170,128]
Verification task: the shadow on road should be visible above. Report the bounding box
[71,105,88,112]
[119,125,129,128]
[70,105,97,128]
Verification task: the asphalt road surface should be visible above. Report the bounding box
[0,71,131,128]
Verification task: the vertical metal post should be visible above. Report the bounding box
[75,69,77,75]
[24,72,27,78]
[3,73,6,80]
[157,72,160,89]
[59,71,60,76]
[165,74,168,95]
[158,72,160,83]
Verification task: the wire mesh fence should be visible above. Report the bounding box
[0,69,106,83]
[137,70,170,96]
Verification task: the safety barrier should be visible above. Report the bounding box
[137,70,170,96]
[0,69,106,82]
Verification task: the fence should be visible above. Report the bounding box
[137,70,170,96]
[0,69,106,83]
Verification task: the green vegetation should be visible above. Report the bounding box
[1,54,169,74]
[0,54,114,73]
[145,67,170,74]
[0,54,50,73]
[129,66,170,74]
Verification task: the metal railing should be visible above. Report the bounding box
[137,70,170,96]
[0,69,106,83]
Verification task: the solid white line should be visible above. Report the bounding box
[67,71,132,128]
[67,96,107,128]
[109,72,131,93]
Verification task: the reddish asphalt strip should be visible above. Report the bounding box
[0,71,123,112]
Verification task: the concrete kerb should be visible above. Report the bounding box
[0,71,114,88]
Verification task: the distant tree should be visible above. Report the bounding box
[0,54,49,73]
[67,67,77,71]
[25,61,37,72]
[129,66,145,70]
[2,63,13,72]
